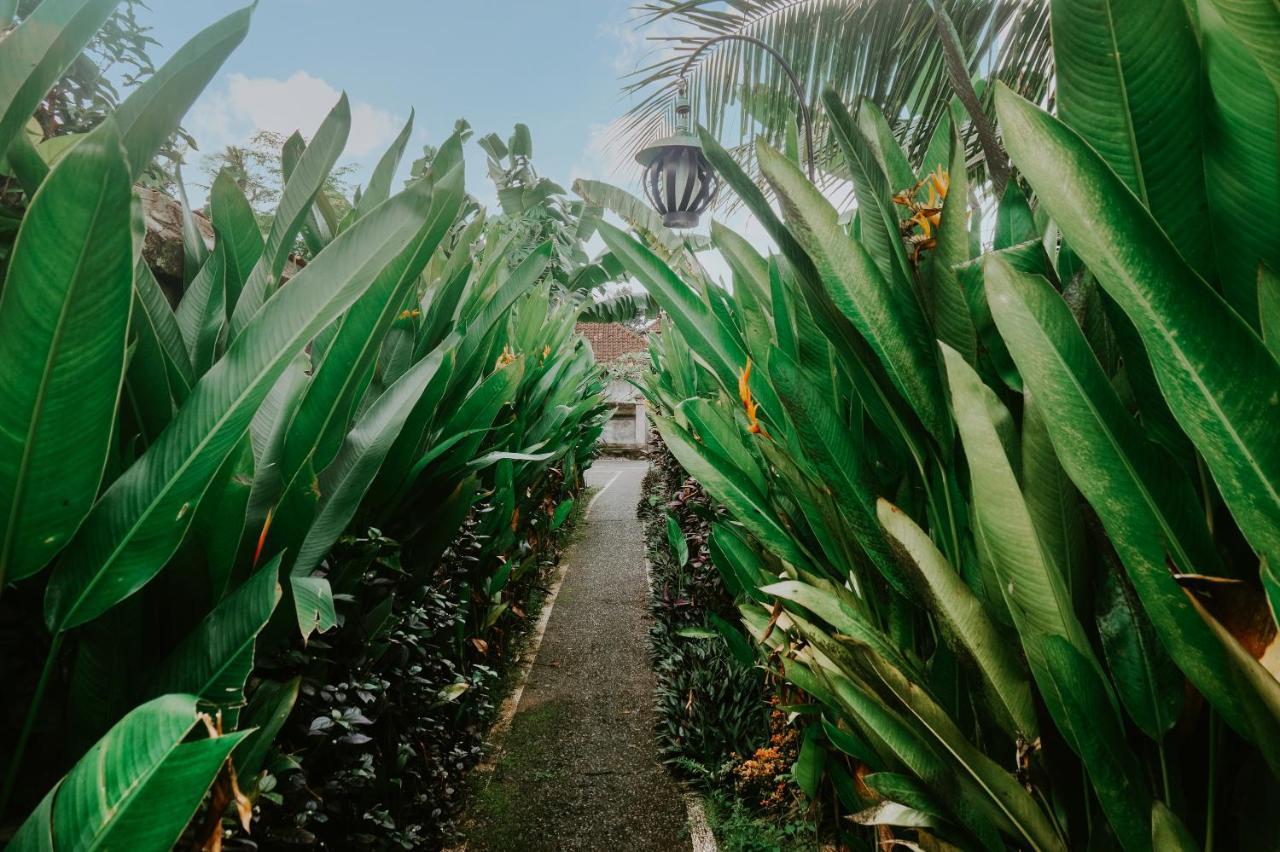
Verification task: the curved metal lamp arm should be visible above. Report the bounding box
[677,33,815,181]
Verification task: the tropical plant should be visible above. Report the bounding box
[612,0,1280,847]
[616,0,1054,190]
[0,2,607,846]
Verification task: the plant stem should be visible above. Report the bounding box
[1205,712,1219,852]
[1157,741,1172,805]
[0,631,64,820]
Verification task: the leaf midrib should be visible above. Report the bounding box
[1,164,115,575]
[55,223,410,631]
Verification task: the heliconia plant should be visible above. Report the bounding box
[0,2,608,845]
[609,0,1280,848]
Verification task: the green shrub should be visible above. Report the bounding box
[613,2,1280,849]
[0,4,607,847]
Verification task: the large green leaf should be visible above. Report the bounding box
[597,220,741,387]
[292,349,449,579]
[229,93,351,337]
[0,0,120,176]
[145,556,281,718]
[1209,0,1280,93]
[984,255,1280,769]
[0,129,133,585]
[1050,0,1212,279]
[769,350,903,593]
[756,141,949,446]
[1021,394,1089,608]
[353,109,415,219]
[1095,567,1182,741]
[176,241,227,375]
[44,176,441,632]
[210,169,264,313]
[280,158,464,485]
[877,498,1038,740]
[1199,0,1280,326]
[1035,635,1153,851]
[134,259,194,398]
[995,84,1280,568]
[108,5,252,181]
[923,126,977,363]
[826,650,1058,852]
[9,694,248,852]
[653,413,811,572]
[943,344,1093,667]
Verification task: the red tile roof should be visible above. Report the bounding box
[575,322,649,364]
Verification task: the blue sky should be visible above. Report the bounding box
[142,1,767,284]
[146,2,657,209]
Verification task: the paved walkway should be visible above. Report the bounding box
[466,459,690,851]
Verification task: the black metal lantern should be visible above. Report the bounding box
[637,36,815,229]
[635,87,718,229]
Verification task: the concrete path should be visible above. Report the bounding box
[465,459,691,851]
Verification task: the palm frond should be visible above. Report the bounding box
[613,0,1052,194]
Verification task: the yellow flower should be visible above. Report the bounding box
[738,359,768,437]
[397,308,421,321]
[496,344,517,368]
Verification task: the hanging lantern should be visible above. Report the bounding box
[635,84,718,229]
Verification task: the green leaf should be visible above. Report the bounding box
[10,694,248,852]
[1035,635,1153,852]
[550,498,574,531]
[176,241,227,375]
[665,512,689,568]
[675,626,718,640]
[291,573,337,643]
[793,725,825,800]
[1209,0,1280,94]
[1151,801,1200,851]
[756,141,949,445]
[193,434,254,601]
[354,109,415,219]
[984,254,1280,769]
[230,93,351,337]
[769,350,904,593]
[134,259,194,397]
[0,0,121,178]
[281,160,464,485]
[0,128,133,585]
[995,83,1280,569]
[1050,0,1213,279]
[232,676,301,782]
[109,5,253,181]
[1021,393,1089,608]
[292,348,449,579]
[1095,567,1183,741]
[653,413,811,572]
[597,220,742,388]
[877,498,1038,740]
[145,556,281,719]
[1261,264,1280,360]
[210,169,265,312]
[45,175,442,632]
[923,126,977,364]
[822,656,1044,851]
[942,343,1095,671]
[1199,1,1280,326]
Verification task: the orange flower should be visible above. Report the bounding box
[928,165,950,203]
[253,508,273,568]
[738,359,768,437]
[496,344,516,368]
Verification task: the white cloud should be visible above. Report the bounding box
[599,16,682,79]
[570,119,636,185]
[188,71,403,160]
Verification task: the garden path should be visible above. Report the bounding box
[464,458,695,851]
